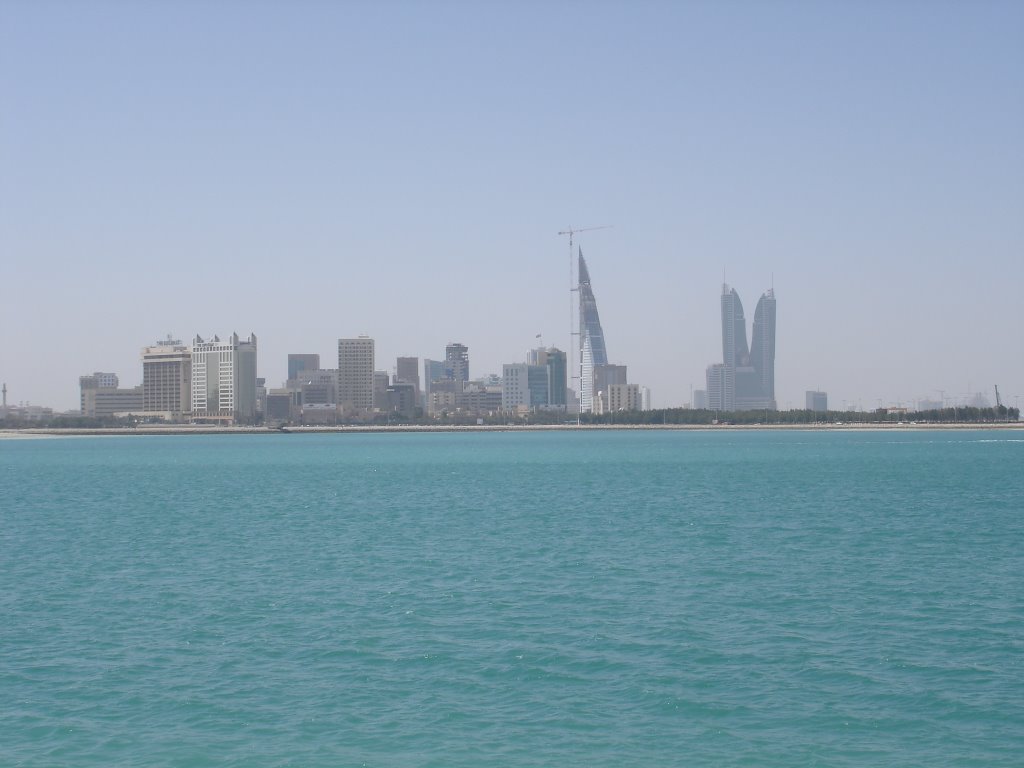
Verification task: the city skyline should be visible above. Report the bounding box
[2,264,1019,415]
[1,3,1021,411]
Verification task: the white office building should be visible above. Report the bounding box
[191,333,258,423]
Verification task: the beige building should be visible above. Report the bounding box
[142,338,191,420]
[337,336,375,412]
[82,386,144,418]
[595,383,641,414]
[79,372,119,413]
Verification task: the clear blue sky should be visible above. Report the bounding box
[2,0,1022,411]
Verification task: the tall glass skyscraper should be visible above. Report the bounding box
[578,249,609,412]
[750,289,776,405]
[710,284,776,411]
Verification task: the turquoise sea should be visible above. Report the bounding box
[2,430,1022,766]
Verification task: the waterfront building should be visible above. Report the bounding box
[297,369,337,406]
[599,383,641,413]
[384,382,418,418]
[141,339,191,420]
[373,371,390,410]
[395,356,420,400]
[578,250,609,412]
[337,336,375,412]
[82,385,144,418]
[423,358,446,404]
[527,347,568,408]
[458,383,503,415]
[594,364,627,397]
[255,378,267,419]
[445,343,469,390]
[750,290,777,407]
[705,363,732,412]
[580,334,595,413]
[190,333,258,424]
[265,389,300,423]
[301,404,340,425]
[545,348,567,408]
[693,389,708,410]
[0,394,55,421]
[287,354,320,382]
[708,284,777,411]
[502,364,540,413]
[502,362,560,413]
[79,372,119,413]
[641,386,651,411]
[427,390,457,415]
[806,390,828,412]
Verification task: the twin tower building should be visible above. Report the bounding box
[703,285,777,411]
[580,250,776,413]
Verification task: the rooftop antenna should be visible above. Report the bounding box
[558,225,612,424]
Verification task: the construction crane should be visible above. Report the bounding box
[557,225,612,419]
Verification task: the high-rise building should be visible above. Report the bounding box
[502,363,550,412]
[709,284,776,411]
[288,354,320,382]
[750,289,777,406]
[396,356,420,399]
[384,382,418,418]
[423,359,446,391]
[580,333,595,413]
[141,338,191,419]
[527,346,567,408]
[806,391,828,412]
[298,369,337,405]
[337,336,375,411]
[445,343,469,389]
[191,333,258,423]
[545,348,567,408]
[705,363,732,411]
[593,364,627,398]
[373,370,390,409]
[578,249,609,412]
[422,358,448,412]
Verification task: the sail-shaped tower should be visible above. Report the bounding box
[578,249,609,412]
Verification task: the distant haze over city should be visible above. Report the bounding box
[1,2,1021,412]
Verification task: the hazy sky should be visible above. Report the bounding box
[2,1,1022,411]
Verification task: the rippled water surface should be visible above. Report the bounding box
[2,430,1023,766]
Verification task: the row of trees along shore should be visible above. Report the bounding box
[574,405,1020,426]
[2,406,1020,429]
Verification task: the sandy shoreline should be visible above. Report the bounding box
[2,422,1022,438]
